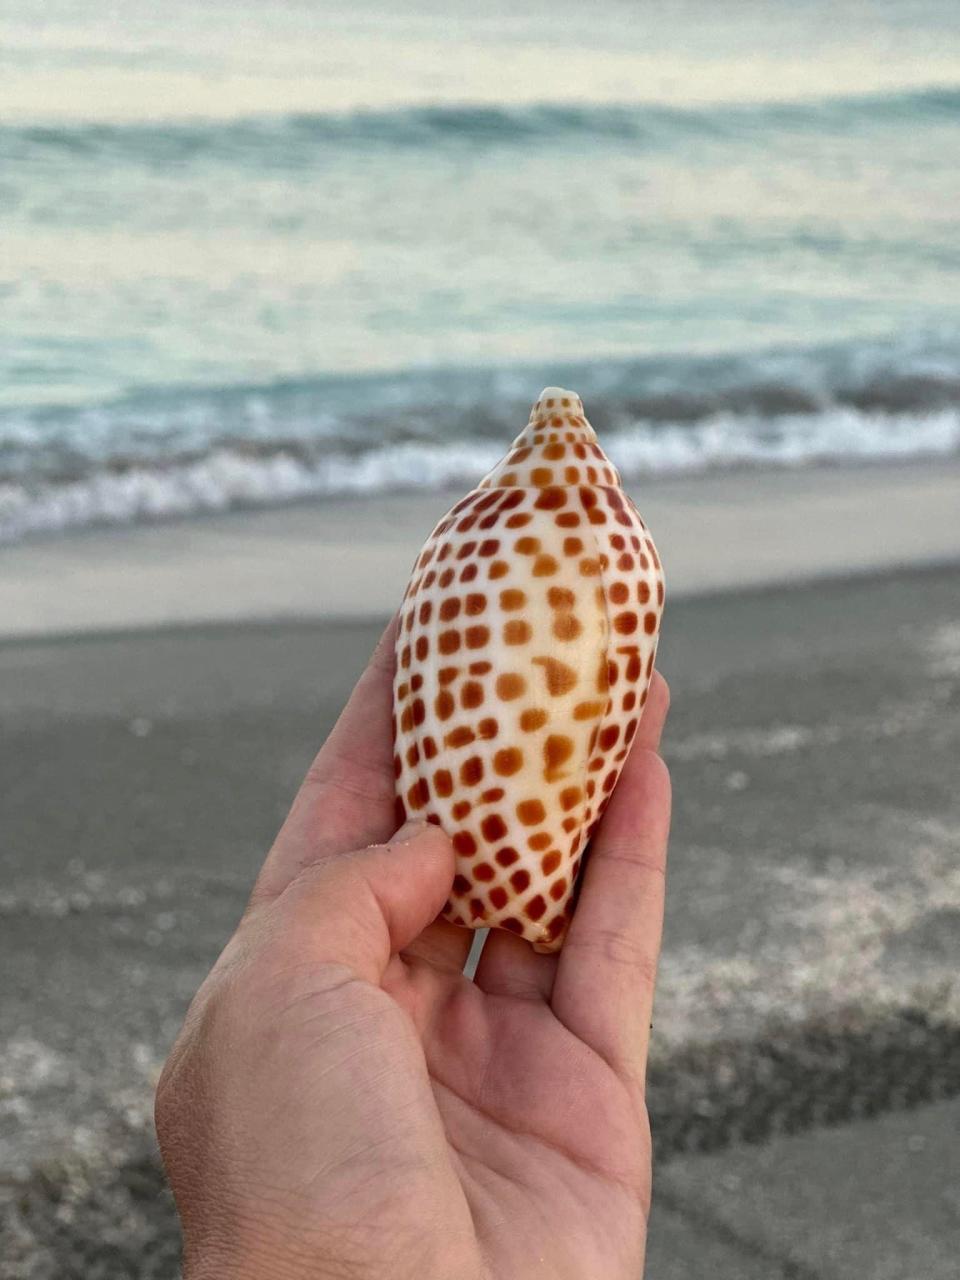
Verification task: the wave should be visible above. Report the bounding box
[2,403,958,544]
[5,85,959,165]
[4,334,960,542]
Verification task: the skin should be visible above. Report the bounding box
[156,617,671,1280]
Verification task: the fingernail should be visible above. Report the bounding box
[391,819,430,845]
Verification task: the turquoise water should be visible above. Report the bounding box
[2,0,960,538]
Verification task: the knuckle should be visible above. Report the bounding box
[596,844,667,883]
[303,758,394,809]
[570,926,658,984]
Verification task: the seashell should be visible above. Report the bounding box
[392,388,664,952]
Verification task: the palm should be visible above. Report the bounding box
[398,956,650,1278]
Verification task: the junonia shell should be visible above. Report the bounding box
[393,388,664,952]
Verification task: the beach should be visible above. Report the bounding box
[3,461,959,1277]
[4,0,960,1271]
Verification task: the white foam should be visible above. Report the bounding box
[604,404,960,474]
[1,406,958,544]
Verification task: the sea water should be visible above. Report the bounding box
[2,0,959,540]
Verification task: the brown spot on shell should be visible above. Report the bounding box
[552,613,582,641]
[433,769,453,797]
[533,656,578,696]
[526,894,547,921]
[481,814,508,841]
[517,799,546,826]
[547,586,575,609]
[434,690,455,720]
[534,487,566,509]
[533,554,559,576]
[496,673,526,700]
[452,832,477,856]
[493,747,524,776]
[560,785,583,810]
[463,680,483,711]
[504,619,532,645]
[407,779,429,810]
[543,734,575,778]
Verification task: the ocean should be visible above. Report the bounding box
[2,0,960,542]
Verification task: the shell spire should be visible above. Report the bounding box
[478,388,619,491]
[393,388,664,952]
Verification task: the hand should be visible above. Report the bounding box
[156,618,671,1280]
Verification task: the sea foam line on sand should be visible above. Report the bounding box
[2,405,958,545]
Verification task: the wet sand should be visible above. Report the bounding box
[2,458,960,639]
[2,561,959,1276]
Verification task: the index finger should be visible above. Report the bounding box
[251,616,400,901]
[550,689,672,1084]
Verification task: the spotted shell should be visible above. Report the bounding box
[392,388,664,952]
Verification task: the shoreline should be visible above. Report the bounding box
[2,456,959,640]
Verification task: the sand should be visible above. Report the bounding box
[2,462,959,1276]
[2,458,959,638]
[2,557,959,1276]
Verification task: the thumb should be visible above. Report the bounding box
[282,820,455,982]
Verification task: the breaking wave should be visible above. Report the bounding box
[3,402,958,543]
